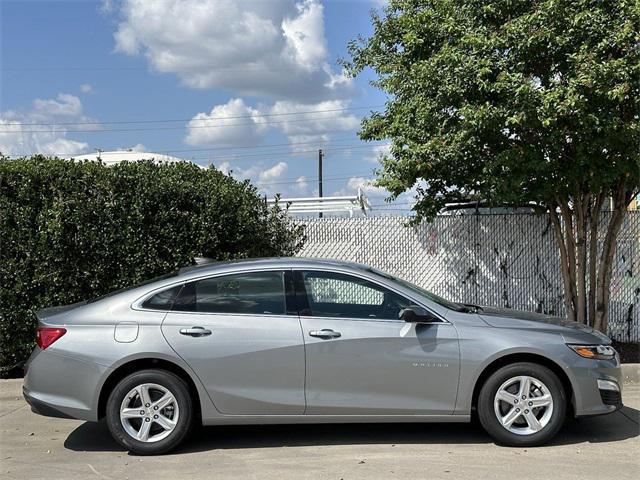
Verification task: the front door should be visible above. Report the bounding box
[296,270,459,415]
[161,270,305,415]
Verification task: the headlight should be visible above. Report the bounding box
[567,344,616,360]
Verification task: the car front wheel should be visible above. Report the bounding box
[106,369,193,455]
[477,362,567,447]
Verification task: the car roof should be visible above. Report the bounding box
[177,257,371,277]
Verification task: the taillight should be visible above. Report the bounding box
[36,327,67,350]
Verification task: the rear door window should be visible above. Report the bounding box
[173,271,287,315]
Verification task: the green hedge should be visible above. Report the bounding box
[0,156,305,376]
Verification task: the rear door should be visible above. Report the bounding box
[161,269,305,415]
[296,270,460,415]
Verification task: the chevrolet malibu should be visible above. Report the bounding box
[24,258,622,454]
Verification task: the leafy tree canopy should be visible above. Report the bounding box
[347,0,639,216]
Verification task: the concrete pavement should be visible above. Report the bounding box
[1,379,639,480]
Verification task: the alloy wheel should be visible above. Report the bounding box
[119,383,180,443]
[493,375,554,435]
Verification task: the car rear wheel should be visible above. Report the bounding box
[106,369,193,455]
[477,362,566,447]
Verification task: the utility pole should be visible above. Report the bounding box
[318,148,324,218]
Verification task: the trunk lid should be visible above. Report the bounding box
[36,301,88,325]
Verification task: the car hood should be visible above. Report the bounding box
[478,306,595,334]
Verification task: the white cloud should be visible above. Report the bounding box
[213,160,287,183]
[281,0,327,71]
[0,93,94,157]
[129,143,146,151]
[185,98,267,147]
[101,0,116,14]
[294,175,308,192]
[185,98,359,148]
[212,159,296,197]
[268,99,360,146]
[110,0,352,102]
[215,160,232,175]
[364,144,391,164]
[80,84,93,93]
[334,175,421,213]
[32,93,83,117]
[340,176,387,197]
[39,138,89,156]
[258,161,287,182]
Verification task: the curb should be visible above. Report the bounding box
[622,363,640,384]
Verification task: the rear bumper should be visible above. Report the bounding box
[23,347,107,422]
[23,386,75,419]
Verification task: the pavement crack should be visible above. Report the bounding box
[88,464,114,479]
[0,404,26,418]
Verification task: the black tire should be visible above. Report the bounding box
[106,369,194,455]
[477,362,567,447]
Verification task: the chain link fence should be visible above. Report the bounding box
[296,211,639,342]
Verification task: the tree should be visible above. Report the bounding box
[347,0,639,332]
[0,157,305,376]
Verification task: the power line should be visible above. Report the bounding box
[256,171,375,186]
[20,135,376,158]
[0,64,327,73]
[30,142,389,162]
[193,144,390,162]
[144,136,378,155]
[2,105,382,127]
[0,114,366,134]
[2,66,151,71]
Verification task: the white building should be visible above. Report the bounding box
[71,149,189,166]
[267,188,372,217]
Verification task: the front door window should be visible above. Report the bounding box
[298,270,412,320]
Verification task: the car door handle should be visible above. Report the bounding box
[179,326,212,337]
[309,329,341,339]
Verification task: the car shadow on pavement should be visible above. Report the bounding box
[64,406,639,455]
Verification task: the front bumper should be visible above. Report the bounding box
[596,378,623,409]
[570,356,623,417]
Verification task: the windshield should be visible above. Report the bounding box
[364,267,465,312]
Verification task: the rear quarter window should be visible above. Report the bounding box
[141,285,182,310]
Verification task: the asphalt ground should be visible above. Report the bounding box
[1,379,639,480]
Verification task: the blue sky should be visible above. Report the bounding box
[1,0,409,209]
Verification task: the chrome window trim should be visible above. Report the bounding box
[131,267,290,314]
[297,314,451,326]
[164,310,298,319]
[132,264,451,324]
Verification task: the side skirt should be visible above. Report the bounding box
[202,414,470,426]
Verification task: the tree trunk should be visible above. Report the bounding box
[593,182,630,333]
[549,183,633,333]
[575,193,589,323]
[549,202,576,322]
[587,192,604,326]
[557,199,578,318]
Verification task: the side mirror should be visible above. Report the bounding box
[400,306,437,323]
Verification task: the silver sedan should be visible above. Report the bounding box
[23,258,622,454]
